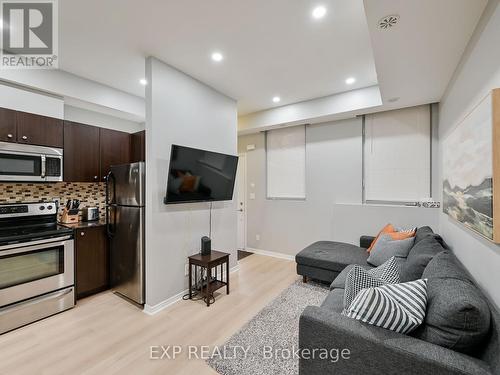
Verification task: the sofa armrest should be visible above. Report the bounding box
[359,235,375,249]
[299,306,491,375]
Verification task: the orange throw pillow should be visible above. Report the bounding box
[367,224,416,252]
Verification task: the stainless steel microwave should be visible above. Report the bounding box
[0,142,63,182]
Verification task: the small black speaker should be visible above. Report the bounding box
[201,236,211,255]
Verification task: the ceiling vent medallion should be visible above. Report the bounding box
[378,14,400,30]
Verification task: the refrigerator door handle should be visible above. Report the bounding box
[106,205,118,238]
[105,171,116,205]
[106,171,117,238]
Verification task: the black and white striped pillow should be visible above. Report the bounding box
[343,279,428,334]
[343,257,400,309]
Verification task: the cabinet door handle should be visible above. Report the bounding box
[7,134,13,138]
[94,176,98,180]
[80,231,85,236]
[22,135,28,140]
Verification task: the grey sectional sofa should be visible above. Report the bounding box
[296,227,500,375]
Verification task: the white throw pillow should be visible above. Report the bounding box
[343,279,428,334]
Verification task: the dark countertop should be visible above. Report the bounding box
[60,220,107,229]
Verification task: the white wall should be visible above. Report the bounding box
[239,117,439,255]
[64,105,143,133]
[438,0,500,307]
[145,57,238,309]
[0,83,64,119]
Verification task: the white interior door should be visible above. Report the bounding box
[236,154,246,250]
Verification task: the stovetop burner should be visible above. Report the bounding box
[0,202,73,246]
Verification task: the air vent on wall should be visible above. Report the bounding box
[378,15,400,30]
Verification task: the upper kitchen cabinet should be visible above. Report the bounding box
[64,121,100,182]
[16,111,64,148]
[130,130,145,163]
[99,128,131,180]
[0,107,17,143]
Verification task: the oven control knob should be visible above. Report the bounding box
[39,205,45,210]
[47,205,53,210]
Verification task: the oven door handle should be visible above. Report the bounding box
[0,237,72,255]
[40,155,46,179]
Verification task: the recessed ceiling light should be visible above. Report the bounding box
[139,78,148,86]
[211,52,224,62]
[272,96,281,103]
[345,77,356,85]
[312,6,327,19]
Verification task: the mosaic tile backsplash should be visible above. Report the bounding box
[0,183,106,220]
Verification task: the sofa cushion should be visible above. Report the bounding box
[367,235,414,266]
[413,278,491,354]
[330,264,372,290]
[400,236,444,282]
[422,250,474,284]
[320,288,344,313]
[415,226,448,248]
[295,241,369,273]
[412,252,492,354]
[414,226,434,244]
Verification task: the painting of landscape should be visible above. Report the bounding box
[443,94,494,240]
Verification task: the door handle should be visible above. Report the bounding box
[7,134,13,139]
[238,209,244,212]
[22,135,28,140]
[40,155,46,179]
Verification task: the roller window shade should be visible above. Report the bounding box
[266,125,306,199]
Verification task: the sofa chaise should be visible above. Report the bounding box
[296,227,500,375]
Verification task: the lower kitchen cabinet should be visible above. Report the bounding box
[75,225,109,299]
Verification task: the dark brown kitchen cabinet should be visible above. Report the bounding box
[99,128,131,180]
[63,121,100,182]
[16,111,63,148]
[0,107,17,143]
[130,130,145,163]
[75,226,109,299]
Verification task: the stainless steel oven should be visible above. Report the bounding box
[0,236,74,334]
[0,142,63,182]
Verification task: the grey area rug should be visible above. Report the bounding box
[207,279,329,375]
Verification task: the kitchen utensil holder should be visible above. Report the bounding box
[60,208,79,224]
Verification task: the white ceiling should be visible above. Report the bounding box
[363,0,487,110]
[55,0,487,120]
[58,0,378,115]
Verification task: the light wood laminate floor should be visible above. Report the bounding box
[0,254,298,375]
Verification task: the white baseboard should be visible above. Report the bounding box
[245,247,295,261]
[143,264,240,315]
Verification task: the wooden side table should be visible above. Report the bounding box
[188,251,230,307]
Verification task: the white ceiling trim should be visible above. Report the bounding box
[238,85,382,134]
[0,69,145,121]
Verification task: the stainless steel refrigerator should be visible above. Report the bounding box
[106,162,145,305]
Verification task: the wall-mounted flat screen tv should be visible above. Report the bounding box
[164,144,239,204]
